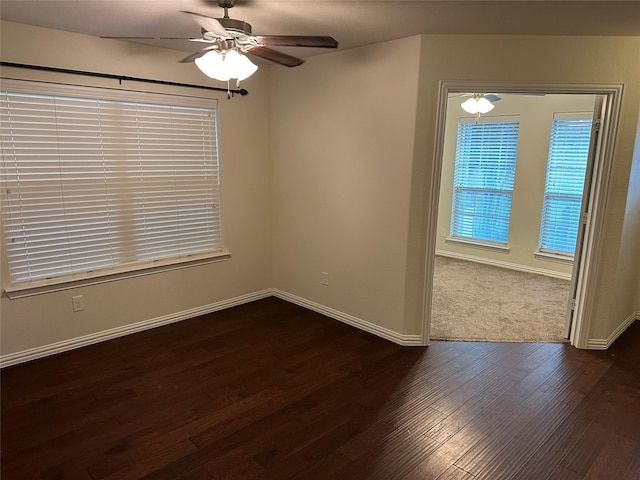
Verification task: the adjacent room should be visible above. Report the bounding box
[431,92,597,343]
[2,1,640,478]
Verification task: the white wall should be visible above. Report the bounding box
[436,94,596,277]
[0,22,273,359]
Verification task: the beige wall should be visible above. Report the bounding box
[270,35,422,336]
[2,22,639,360]
[436,94,596,277]
[271,34,640,344]
[414,35,640,342]
[1,22,273,357]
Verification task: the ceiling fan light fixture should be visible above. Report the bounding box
[195,49,258,81]
[461,96,495,115]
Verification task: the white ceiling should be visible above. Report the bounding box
[2,1,639,62]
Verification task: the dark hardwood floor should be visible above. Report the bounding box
[2,297,639,479]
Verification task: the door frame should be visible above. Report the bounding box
[565,95,604,338]
[421,81,623,349]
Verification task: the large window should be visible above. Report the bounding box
[451,118,520,245]
[1,80,224,294]
[539,113,592,256]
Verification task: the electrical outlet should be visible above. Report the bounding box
[72,295,85,312]
[321,272,329,286]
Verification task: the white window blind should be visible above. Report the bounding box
[1,81,223,292]
[451,118,520,245]
[539,113,592,256]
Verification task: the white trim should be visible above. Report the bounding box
[0,289,421,368]
[5,253,232,299]
[585,314,638,350]
[272,290,423,346]
[444,237,510,253]
[435,250,571,280]
[534,250,574,265]
[1,285,634,367]
[569,87,623,349]
[553,112,594,120]
[0,289,273,368]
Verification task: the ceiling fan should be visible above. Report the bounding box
[103,0,338,88]
[178,1,339,68]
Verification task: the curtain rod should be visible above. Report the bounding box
[0,61,249,97]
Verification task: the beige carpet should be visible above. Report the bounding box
[431,255,571,343]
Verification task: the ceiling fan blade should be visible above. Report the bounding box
[484,94,502,102]
[101,36,159,40]
[254,35,338,49]
[247,46,305,67]
[181,10,229,37]
[179,47,217,63]
[101,36,197,40]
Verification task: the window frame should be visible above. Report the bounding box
[1,79,229,298]
[537,112,593,259]
[449,116,520,248]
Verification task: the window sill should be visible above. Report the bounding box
[534,250,574,264]
[444,237,510,253]
[4,251,231,299]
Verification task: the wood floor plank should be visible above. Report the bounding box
[399,441,470,480]
[203,454,265,480]
[428,350,568,471]
[473,389,584,479]
[451,389,552,474]
[558,420,617,475]
[425,343,567,444]
[2,299,638,480]
[582,432,639,480]
[508,412,592,480]
[621,443,640,480]
[547,464,584,480]
[176,466,214,480]
[332,427,442,479]
[436,465,475,479]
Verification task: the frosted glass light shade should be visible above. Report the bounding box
[461,96,495,114]
[195,50,258,81]
[195,51,226,80]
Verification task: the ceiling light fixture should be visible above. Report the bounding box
[194,49,258,82]
[461,94,495,115]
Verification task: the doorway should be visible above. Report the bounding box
[423,83,622,348]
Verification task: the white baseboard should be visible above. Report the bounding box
[0,289,274,368]
[586,312,638,350]
[1,288,420,368]
[272,289,423,346]
[435,249,572,280]
[5,286,628,367]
